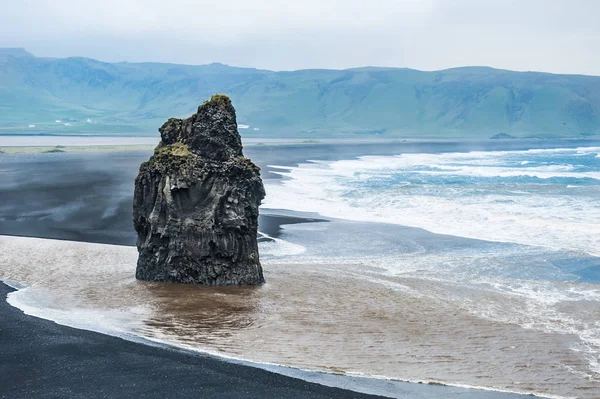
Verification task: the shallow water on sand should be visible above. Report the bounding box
[2,234,599,399]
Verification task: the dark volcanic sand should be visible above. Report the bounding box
[0,149,320,245]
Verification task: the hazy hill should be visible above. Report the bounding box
[1,48,599,138]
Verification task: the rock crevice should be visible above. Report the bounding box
[133,95,265,285]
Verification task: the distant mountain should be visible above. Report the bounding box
[1,49,599,138]
[0,47,34,59]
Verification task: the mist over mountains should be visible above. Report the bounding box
[1,48,599,138]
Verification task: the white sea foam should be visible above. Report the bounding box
[259,146,600,379]
[262,147,600,255]
[7,286,146,336]
[259,232,307,257]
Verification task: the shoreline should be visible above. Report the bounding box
[0,282,384,399]
[0,211,321,246]
[1,234,547,398]
[0,276,533,399]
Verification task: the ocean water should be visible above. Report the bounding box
[2,145,600,398]
[263,146,600,258]
[258,146,600,397]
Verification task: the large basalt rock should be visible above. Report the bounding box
[133,95,265,285]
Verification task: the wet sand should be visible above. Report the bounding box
[1,235,577,398]
[0,283,384,399]
[1,237,532,399]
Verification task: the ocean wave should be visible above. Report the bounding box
[262,147,600,255]
[258,232,307,257]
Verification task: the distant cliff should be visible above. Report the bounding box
[1,49,600,138]
[133,95,265,285]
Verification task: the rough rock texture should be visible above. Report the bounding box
[133,95,265,285]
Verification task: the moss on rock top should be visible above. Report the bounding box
[199,94,232,111]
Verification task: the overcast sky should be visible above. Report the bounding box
[1,0,599,75]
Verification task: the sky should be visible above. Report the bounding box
[1,0,599,75]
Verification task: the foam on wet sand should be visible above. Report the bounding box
[1,234,595,399]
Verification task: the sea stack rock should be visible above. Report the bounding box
[133,95,265,285]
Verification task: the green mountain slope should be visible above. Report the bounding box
[1,49,599,138]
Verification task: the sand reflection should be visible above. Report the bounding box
[141,282,263,343]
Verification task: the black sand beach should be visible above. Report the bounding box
[0,283,385,399]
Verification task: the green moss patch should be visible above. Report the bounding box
[200,94,231,111]
[154,142,192,157]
